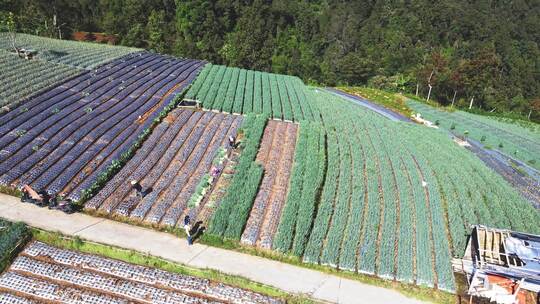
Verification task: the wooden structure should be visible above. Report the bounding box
[453,225,540,304]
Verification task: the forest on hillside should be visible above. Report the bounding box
[1,0,539,120]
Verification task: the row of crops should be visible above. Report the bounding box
[408,100,540,171]
[262,89,540,291]
[240,120,298,249]
[2,33,538,294]
[0,241,281,303]
[0,50,81,113]
[0,33,140,70]
[208,114,268,238]
[273,121,325,256]
[0,52,204,200]
[185,64,317,122]
[85,109,243,227]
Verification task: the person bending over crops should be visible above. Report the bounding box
[211,166,221,178]
[21,185,50,207]
[228,135,236,149]
[131,180,151,198]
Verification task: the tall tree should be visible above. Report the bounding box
[146,9,166,53]
[220,0,274,71]
[3,0,539,120]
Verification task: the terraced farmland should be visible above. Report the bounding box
[408,100,540,171]
[86,109,242,227]
[0,52,204,200]
[0,33,140,114]
[267,89,540,291]
[240,120,298,249]
[207,114,268,239]
[0,241,281,304]
[2,32,539,297]
[0,50,81,113]
[185,64,316,121]
[0,33,140,69]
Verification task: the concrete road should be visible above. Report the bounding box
[0,193,426,304]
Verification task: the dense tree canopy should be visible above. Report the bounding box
[1,0,539,119]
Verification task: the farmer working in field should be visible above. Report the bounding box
[131,180,150,198]
[184,215,193,245]
[228,135,236,149]
[211,166,221,178]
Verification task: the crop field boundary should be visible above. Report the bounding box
[78,59,206,203]
[0,193,448,303]
[0,64,88,115]
[3,230,298,303]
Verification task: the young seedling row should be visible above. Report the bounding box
[86,109,242,227]
[0,241,281,304]
[0,52,204,200]
[0,33,139,70]
[241,120,298,248]
[185,64,317,122]
[0,51,81,113]
[408,100,540,170]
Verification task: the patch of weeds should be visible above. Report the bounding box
[15,129,26,137]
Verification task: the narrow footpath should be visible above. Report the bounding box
[0,193,424,304]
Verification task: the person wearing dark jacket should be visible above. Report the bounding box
[131,180,150,198]
[184,215,193,245]
[228,135,236,149]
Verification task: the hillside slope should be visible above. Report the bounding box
[268,88,540,291]
[408,100,540,171]
[0,33,141,113]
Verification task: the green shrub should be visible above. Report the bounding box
[15,129,26,137]
[0,221,30,272]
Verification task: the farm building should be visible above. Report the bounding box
[453,225,540,304]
